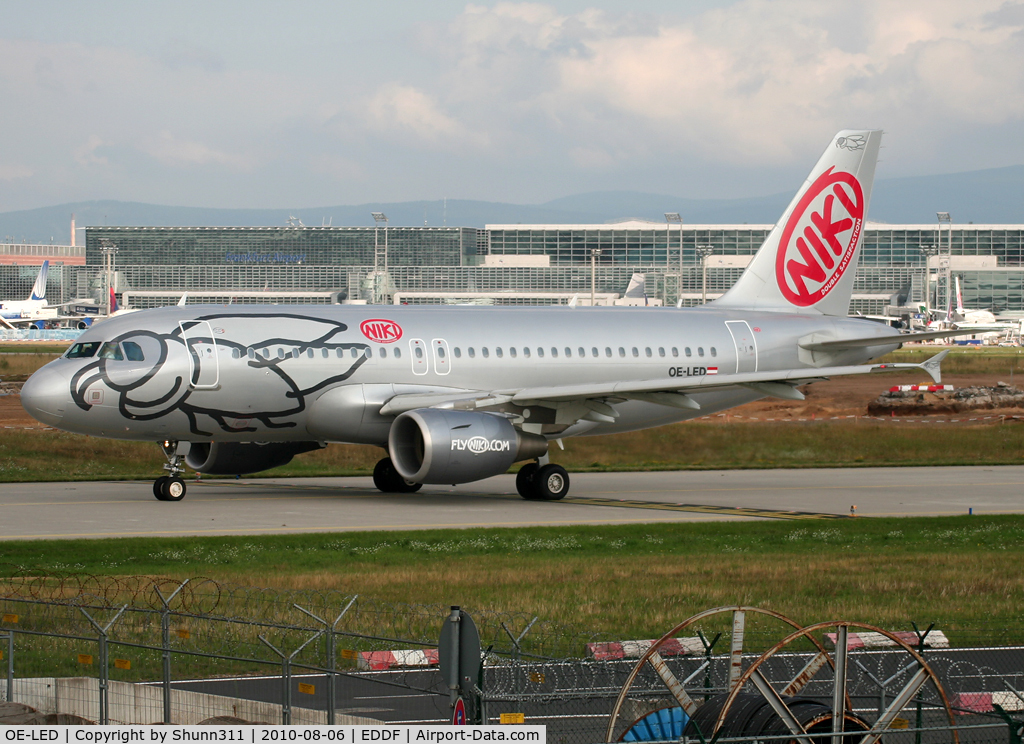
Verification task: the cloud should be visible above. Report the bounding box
[141,131,253,169]
[0,163,33,181]
[363,83,486,149]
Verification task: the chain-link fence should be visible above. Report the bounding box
[2,573,1023,741]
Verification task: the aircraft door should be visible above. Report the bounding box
[409,338,428,375]
[725,320,757,374]
[431,339,451,375]
[179,320,220,389]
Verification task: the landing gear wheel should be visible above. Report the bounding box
[373,458,423,494]
[161,476,187,501]
[516,463,540,500]
[533,464,569,500]
[153,476,170,501]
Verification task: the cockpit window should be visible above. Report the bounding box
[65,342,101,359]
[122,341,145,361]
[99,342,124,360]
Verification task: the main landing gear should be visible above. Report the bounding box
[372,457,423,493]
[516,461,570,501]
[154,441,188,501]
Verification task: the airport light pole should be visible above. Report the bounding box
[917,244,938,314]
[936,212,952,313]
[371,212,388,304]
[665,213,683,302]
[590,248,602,306]
[696,244,714,305]
[99,239,118,316]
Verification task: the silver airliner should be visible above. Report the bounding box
[21,130,960,501]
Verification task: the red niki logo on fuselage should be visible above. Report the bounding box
[360,318,403,343]
[775,167,864,306]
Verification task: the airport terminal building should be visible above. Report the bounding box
[2,221,1023,316]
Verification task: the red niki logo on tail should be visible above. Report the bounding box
[775,167,864,306]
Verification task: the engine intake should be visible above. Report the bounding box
[389,409,548,485]
[185,441,324,475]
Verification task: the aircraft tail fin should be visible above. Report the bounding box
[714,130,882,316]
[29,261,49,301]
[109,287,119,314]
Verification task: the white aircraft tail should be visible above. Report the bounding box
[955,276,965,315]
[715,130,882,316]
[29,260,49,301]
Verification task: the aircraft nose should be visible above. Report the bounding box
[21,364,70,425]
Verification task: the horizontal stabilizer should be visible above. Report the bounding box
[800,328,978,351]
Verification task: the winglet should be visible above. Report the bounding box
[917,349,949,384]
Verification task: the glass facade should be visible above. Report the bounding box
[2,222,1020,317]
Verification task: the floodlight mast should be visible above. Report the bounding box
[696,244,714,305]
[590,248,602,306]
[917,244,938,312]
[937,212,952,313]
[371,212,388,304]
[99,239,118,316]
[665,213,683,303]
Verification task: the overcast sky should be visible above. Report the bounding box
[1,1,1022,211]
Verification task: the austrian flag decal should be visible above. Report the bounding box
[360,318,403,343]
[706,367,718,375]
[775,167,864,307]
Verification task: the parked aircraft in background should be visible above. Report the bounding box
[928,277,1019,338]
[0,261,60,328]
[22,130,968,502]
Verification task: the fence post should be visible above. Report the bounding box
[79,605,128,725]
[259,631,324,725]
[154,579,190,724]
[294,594,358,726]
[911,621,934,744]
[4,630,12,703]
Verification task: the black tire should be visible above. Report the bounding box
[161,476,187,501]
[533,464,570,500]
[373,458,422,493]
[153,476,170,501]
[516,463,540,500]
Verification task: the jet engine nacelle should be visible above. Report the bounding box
[185,441,325,475]
[389,409,548,485]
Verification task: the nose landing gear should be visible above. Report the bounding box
[155,441,189,501]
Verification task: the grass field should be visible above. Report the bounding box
[2,516,1023,645]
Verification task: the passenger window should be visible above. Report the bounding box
[350,348,359,358]
[658,347,665,357]
[537,348,545,358]
[99,342,124,361]
[468,347,476,358]
[379,347,387,358]
[336,348,343,358]
[551,347,558,358]
[645,348,652,357]
[591,347,598,357]
[307,348,314,358]
[123,342,146,361]
[230,348,240,360]
[510,347,517,358]
[364,348,372,358]
[685,347,692,357]
[65,342,101,359]
[631,347,639,357]
[618,347,625,357]
[277,348,285,359]
[454,347,462,358]
[438,346,446,358]
[482,347,489,358]
[524,347,531,358]
[496,347,503,358]
[415,347,424,359]
[671,347,678,357]
[605,347,612,357]
[322,349,329,358]
[577,347,584,357]
[711,347,717,357]
[394,347,402,358]
[698,347,705,357]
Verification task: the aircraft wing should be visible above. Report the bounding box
[379,351,950,416]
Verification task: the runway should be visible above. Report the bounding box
[1,465,1022,540]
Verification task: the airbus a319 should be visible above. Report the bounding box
[21,130,962,501]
